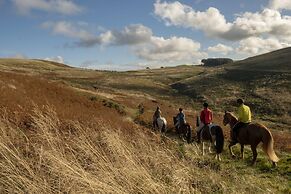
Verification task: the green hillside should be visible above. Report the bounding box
[227,47,291,72]
[0,48,290,193]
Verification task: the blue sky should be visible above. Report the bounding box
[0,0,291,70]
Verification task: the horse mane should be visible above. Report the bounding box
[226,111,238,121]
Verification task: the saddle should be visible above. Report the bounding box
[232,122,251,143]
[236,122,250,132]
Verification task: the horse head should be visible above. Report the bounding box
[223,111,238,126]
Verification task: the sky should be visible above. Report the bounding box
[1,0,291,70]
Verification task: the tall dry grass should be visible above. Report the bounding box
[0,107,288,193]
[0,107,193,193]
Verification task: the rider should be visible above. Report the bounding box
[153,106,161,129]
[197,102,213,143]
[231,98,252,143]
[175,108,186,129]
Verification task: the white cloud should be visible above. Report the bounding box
[81,62,148,71]
[0,52,28,59]
[223,8,291,40]
[42,21,95,41]
[78,24,153,47]
[42,22,153,47]
[236,37,291,55]
[44,56,64,63]
[269,0,291,10]
[42,21,207,64]
[11,53,28,59]
[154,1,291,41]
[208,44,233,55]
[154,1,231,37]
[12,0,83,15]
[135,36,207,62]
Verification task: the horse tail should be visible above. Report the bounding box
[186,124,192,143]
[162,123,166,133]
[262,127,279,163]
[196,116,199,127]
[214,126,224,154]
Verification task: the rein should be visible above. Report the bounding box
[228,115,238,130]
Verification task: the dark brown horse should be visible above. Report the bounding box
[223,111,279,166]
[173,116,192,143]
[196,116,224,160]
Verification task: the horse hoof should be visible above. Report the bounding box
[272,162,277,168]
[231,155,236,158]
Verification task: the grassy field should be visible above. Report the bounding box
[0,47,290,193]
[0,107,290,193]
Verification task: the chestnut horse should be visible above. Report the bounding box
[173,116,192,143]
[196,116,224,161]
[223,111,279,166]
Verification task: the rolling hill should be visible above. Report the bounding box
[227,47,291,72]
[0,48,290,193]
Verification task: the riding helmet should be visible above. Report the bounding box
[237,98,244,104]
[203,102,208,107]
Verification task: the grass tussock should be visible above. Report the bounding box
[0,107,289,193]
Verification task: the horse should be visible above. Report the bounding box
[196,116,224,161]
[173,116,192,143]
[153,116,167,133]
[223,111,279,166]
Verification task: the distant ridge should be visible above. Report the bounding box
[35,59,72,68]
[0,58,72,71]
[228,47,291,72]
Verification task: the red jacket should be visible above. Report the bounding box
[200,108,213,125]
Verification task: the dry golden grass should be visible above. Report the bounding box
[0,107,289,193]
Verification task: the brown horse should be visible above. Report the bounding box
[173,116,192,143]
[223,111,279,166]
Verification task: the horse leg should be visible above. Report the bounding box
[161,124,165,133]
[272,161,277,168]
[228,142,236,158]
[214,154,221,161]
[240,144,244,159]
[187,127,192,143]
[251,145,258,166]
[215,154,221,161]
[208,142,213,153]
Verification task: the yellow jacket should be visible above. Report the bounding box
[237,104,251,123]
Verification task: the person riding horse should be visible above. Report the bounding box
[197,102,213,143]
[175,108,186,130]
[231,98,252,143]
[153,106,161,129]
[173,108,192,143]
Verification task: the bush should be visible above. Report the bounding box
[201,58,233,66]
